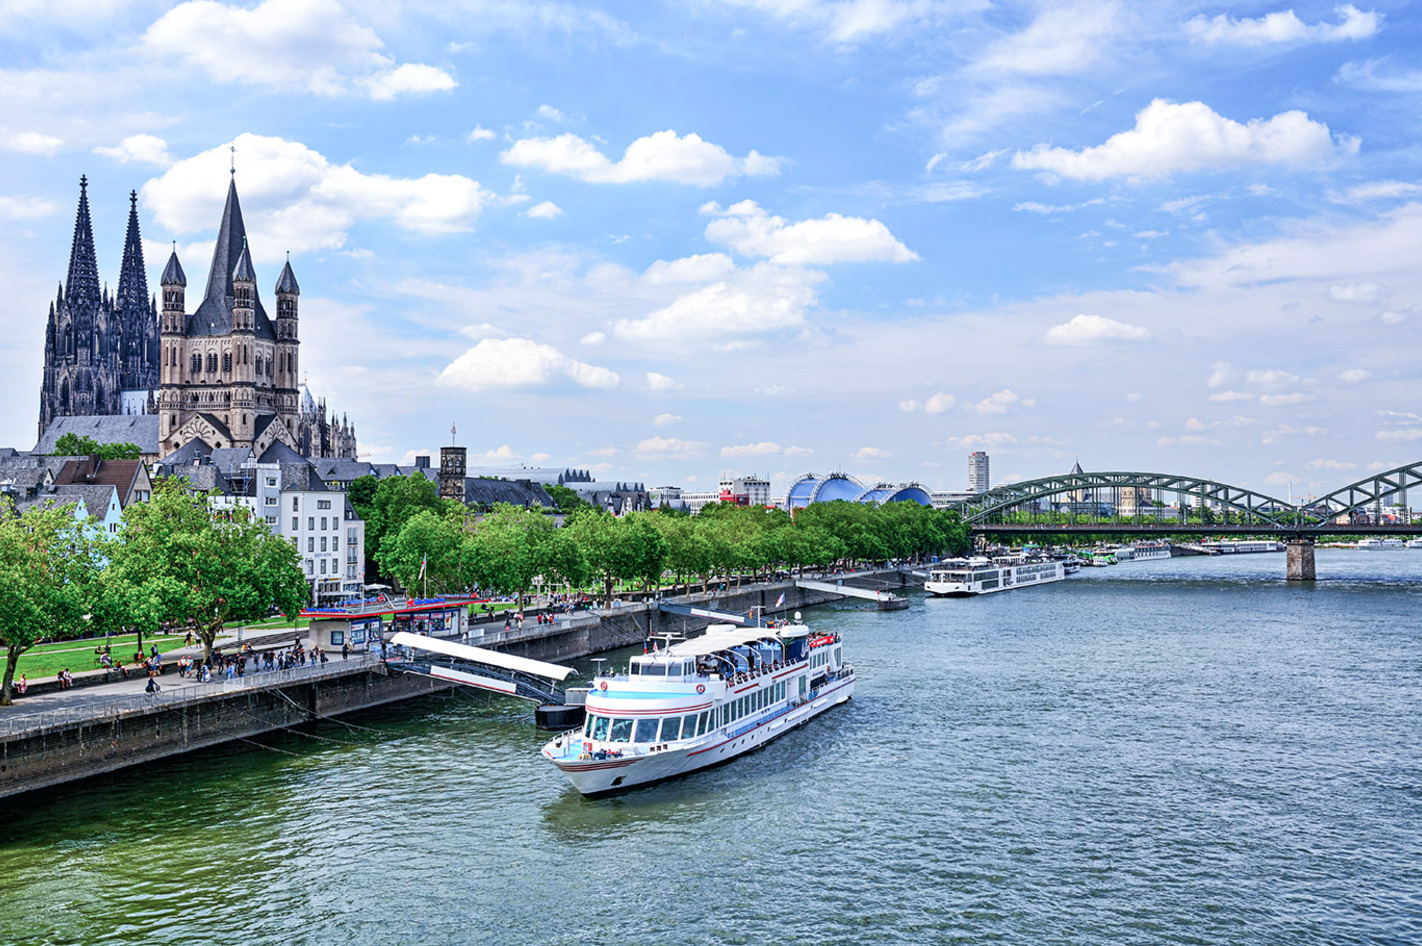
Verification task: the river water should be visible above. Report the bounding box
[2,550,1420,945]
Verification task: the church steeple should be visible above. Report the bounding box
[115,190,149,319]
[65,176,101,315]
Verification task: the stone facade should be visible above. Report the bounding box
[39,175,357,461]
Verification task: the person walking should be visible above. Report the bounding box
[341,642,349,660]
[16,674,27,695]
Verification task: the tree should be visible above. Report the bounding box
[365,474,449,581]
[379,508,464,595]
[463,503,555,602]
[52,432,141,460]
[105,479,309,664]
[545,483,591,515]
[0,498,104,704]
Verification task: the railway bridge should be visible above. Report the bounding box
[941,461,1422,580]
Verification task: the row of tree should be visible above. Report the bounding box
[363,476,972,605]
[0,480,308,703]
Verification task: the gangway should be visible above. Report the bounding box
[385,632,584,728]
[655,602,767,626]
[795,579,908,611]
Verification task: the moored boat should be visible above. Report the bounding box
[541,617,853,795]
[924,555,1066,596]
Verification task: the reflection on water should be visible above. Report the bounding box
[1,550,1420,945]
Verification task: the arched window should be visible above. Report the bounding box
[191,353,201,375]
[206,352,217,373]
[222,351,232,373]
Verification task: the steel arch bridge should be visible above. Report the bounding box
[947,461,1422,535]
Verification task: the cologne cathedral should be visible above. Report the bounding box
[38,175,357,459]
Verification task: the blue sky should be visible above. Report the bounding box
[2,0,1421,500]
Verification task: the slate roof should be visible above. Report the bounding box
[161,248,186,286]
[161,439,213,468]
[312,458,375,483]
[195,412,234,443]
[53,458,145,505]
[276,258,299,295]
[208,447,255,472]
[464,478,555,509]
[35,415,161,455]
[49,483,120,519]
[259,440,305,464]
[191,178,275,340]
[279,461,328,491]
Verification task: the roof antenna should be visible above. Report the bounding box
[230,144,236,177]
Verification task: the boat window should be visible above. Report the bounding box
[609,718,632,742]
[628,664,639,676]
[640,663,666,677]
[659,716,682,741]
[833,647,841,666]
[591,716,609,741]
[680,714,696,737]
[697,712,708,736]
[684,661,694,676]
[634,718,659,743]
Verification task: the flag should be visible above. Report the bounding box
[775,592,786,607]
[418,554,427,580]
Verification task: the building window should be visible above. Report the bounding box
[347,565,357,579]
[308,537,315,552]
[267,478,277,487]
[266,516,276,524]
[206,352,217,372]
[222,352,231,372]
[318,500,331,510]
[320,517,327,530]
[347,548,358,563]
[264,496,277,506]
[308,517,315,530]
[191,353,201,374]
[330,630,344,646]
[291,517,298,531]
[320,536,327,552]
[320,559,327,575]
[348,528,358,544]
[292,497,299,511]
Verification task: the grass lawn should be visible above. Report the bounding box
[6,632,193,681]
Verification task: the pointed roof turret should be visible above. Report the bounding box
[115,190,150,316]
[233,236,256,283]
[275,253,299,295]
[1070,459,1084,475]
[65,175,101,313]
[194,176,272,337]
[161,242,186,286]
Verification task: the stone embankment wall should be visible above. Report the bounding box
[0,569,916,800]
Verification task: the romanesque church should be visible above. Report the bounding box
[38,175,357,460]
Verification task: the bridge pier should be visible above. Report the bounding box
[1286,538,1315,581]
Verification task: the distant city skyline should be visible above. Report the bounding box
[2,2,1420,499]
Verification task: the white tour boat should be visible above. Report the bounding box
[1130,541,1172,561]
[541,617,854,795]
[1357,537,1406,550]
[924,556,1066,597]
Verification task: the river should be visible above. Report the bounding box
[2,549,1419,945]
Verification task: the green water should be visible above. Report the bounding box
[2,550,1420,945]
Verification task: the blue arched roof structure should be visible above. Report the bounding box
[853,483,933,506]
[785,474,821,510]
[785,474,932,510]
[809,473,863,504]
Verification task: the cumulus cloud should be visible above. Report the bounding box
[1307,458,1358,470]
[143,0,455,99]
[642,253,735,285]
[1246,369,1302,387]
[501,130,778,186]
[93,134,173,166]
[1041,313,1150,346]
[1375,428,1422,442]
[143,134,489,261]
[1259,392,1317,407]
[1207,361,1235,388]
[1185,5,1380,45]
[719,0,942,43]
[1338,369,1372,383]
[901,392,956,414]
[525,201,563,219]
[970,389,1034,415]
[653,413,682,427]
[1330,180,1422,203]
[721,442,784,459]
[613,263,823,344]
[579,331,605,346]
[636,436,708,460]
[1012,99,1355,181]
[973,2,1121,77]
[1329,281,1389,303]
[3,130,62,155]
[646,372,681,391]
[467,126,497,143]
[0,195,58,219]
[436,337,618,391]
[1156,435,1221,447]
[702,200,918,264]
[852,446,892,460]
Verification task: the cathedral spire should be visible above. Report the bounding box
[115,190,149,317]
[65,175,101,314]
[203,176,252,314]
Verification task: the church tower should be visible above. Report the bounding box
[114,190,159,408]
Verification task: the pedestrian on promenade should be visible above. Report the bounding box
[341,643,349,660]
[16,674,27,695]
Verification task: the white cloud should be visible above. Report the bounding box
[642,253,735,285]
[468,126,497,143]
[784,445,813,458]
[525,201,563,219]
[1012,99,1354,181]
[1375,428,1422,442]
[579,331,605,346]
[852,446,892,460]
[702,200,917,264]
[1209,391,1255,402]
[1207,361,1235,388]
[143,134,489,261]
[974,3,1121,77]
[614,263,823,344]
[653,413,681,427]
[1262,424,1327,444]
[1156,435,1222,447]
[1338,369,1372,383]
[721,442,784,459]
[1328,281,1389,303]
[721,0,943,43]
[93,133,173,166]
[501,130,778,186]
[970,388,1034,415]
[3,130,62,155]
[1331,180,1422,203]
[924,392,956,414]
[898,399,919,412]
[0,195,57,219]
[1041,313,1150,346]
[1014,198,1107,214]
[537,104,566,122]
[1258,392,1316,407]
[435,337,618,391]
[143,0,455,99]
[1185,5,1380,45]
[1337,60,1422,93]
[1246,369,1302,387]
[646,372,681,391]
[636,436,708,460]
[1307,458,1358,471]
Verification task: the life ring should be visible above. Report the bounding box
[599,681,608,690]
[696,683,706,694]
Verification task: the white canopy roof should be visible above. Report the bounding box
[389,632,575,682]
[663,625,804,659]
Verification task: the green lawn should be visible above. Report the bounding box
[6,632,194,681]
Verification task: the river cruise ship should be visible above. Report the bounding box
[924,556,1066,596]
[541,618,854,795]
[1357,537,1406,550]
[1130,541,1172,561]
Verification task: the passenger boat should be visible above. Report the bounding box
[924,556,1066,596]
[541,617,854,796]
[1357,537,1405,550]
[1090,549,1118,567]
[1130,541,1172,561]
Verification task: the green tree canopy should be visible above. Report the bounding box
[52,433,141,460]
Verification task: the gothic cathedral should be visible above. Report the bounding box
[39,175,358,460]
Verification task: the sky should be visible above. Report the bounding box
[2,0,1421,502]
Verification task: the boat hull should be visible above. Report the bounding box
[546,675,855,796]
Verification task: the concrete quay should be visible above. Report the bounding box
[0,568,918,800]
